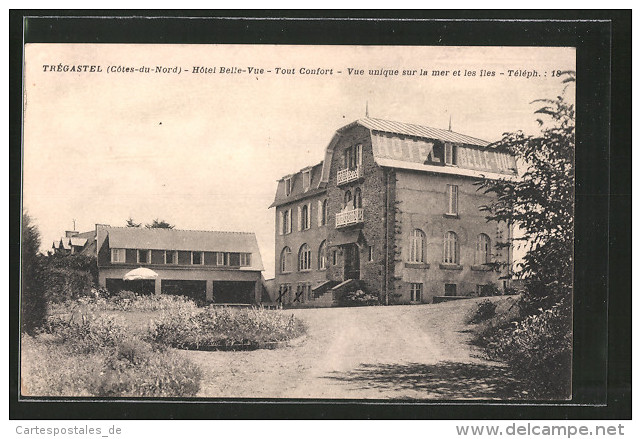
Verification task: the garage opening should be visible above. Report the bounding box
[161,280,207,303]
[106,278,154,295]
[213,281,256,304]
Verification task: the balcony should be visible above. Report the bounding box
[335,208,364,228]
[336,166,361,185]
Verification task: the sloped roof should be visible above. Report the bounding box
[69,237,88,247]
[270,162,326,208]
[356,118,490,147]
[104,226,263,270]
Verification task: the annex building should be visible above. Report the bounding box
[54,224,265,304]
[270,117,517,306]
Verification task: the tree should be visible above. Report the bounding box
[125,217,141,227]
[476,72,575,310]
[21,212,47,334]
[145,218,174,229]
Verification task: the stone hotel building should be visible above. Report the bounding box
[270,118,517,306]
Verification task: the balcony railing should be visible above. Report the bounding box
[335,208,364,228]
[336,166,361,185]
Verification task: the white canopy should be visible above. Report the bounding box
[123,267,159,281]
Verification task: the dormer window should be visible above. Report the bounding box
[445,143,456,165]
[285,177,292,196]
[302,170,311,192]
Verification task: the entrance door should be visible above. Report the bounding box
[343,244,360,280]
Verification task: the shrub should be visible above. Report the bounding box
[21,213,47,334]
[475,302,572,398]
[468,299,497,324]
[150,306,305,350]
[41,254,98,303]
[339,290,379,307]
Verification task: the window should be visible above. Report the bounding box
[445,143,456,165]
[332,249,338,265]
[298,244,311,271]
[409,229,426,263]
[318,199,328,226]
[280,247,292,273]
[111,248,126,264]
[137,249,150,264]
[475,233,491,265]
[192,251,203,265]
[353,187,362,209]
[216,252,226,266]
[445,283,457,296]
[280,208,292,235]
[300,204,311,230]
[443,231,459,264]
[285,177,292,196]
[368,245,374,262]
[344,144,363,169]
[318,241,327,270]
[410,283,423,302]
[228,252,241,266]
[302,170,311,192]
[446,184,458,215]
[344,190,352,208]
[164,250,176,264]
[240,253,251,266]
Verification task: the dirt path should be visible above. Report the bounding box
[182,297,527,399]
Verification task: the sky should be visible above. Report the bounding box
[23,45,575,278]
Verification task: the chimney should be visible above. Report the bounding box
[65,230,79,238]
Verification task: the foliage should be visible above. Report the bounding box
[145,218,174,229]
[339,290,379,307]
[467,299,497,324]
[475,72,575,310]
[150,306,305,350]
[21,213,47,334]
[24,312,202,397]
[125,217,141,227]
[49,290,199,315]
[473,301,572,399]
[40,253,98,303]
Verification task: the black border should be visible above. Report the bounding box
[9,10,631,420]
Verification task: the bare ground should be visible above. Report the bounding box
[181,296,529,400]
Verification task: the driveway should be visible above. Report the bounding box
[182,297,527,399]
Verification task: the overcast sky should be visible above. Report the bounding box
[23,45,575,278]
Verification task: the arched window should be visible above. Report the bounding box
[353,187,362,209]
[280,247,292,273]
[475,233,491,265]
[443,231,459,264]
[318,240,327,270]
[344,190,352,209]
[298,243,311,271]
[409,229,426,263]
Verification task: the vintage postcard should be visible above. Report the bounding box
[21,43,576,401]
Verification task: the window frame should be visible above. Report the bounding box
[280,247,292,273]
[137,249,151,264]
[298,243,312,271]
[409,229,426,263]
[475,233,491,265]
[443,231,460,264]
[446,184,459,215]
[318,240,327,270]
[111,248,126,264]
[240,252,252,267]
[164,250,177,265]
[444,143,456,166]
[285,177,292,196]
[302,169,311,192]
[410,283,423,302]
[191,251,204,265]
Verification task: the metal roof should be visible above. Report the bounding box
[356,118,490,147]
[104,227,263,270]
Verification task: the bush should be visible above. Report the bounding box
[48,292,199,315]
[468,299,497,324]
[21,213,47,334]
[475,302,572,399]
[41,254,98,303]
[150,306,306,350]
[24,312,203,397]
[339,290,379,307]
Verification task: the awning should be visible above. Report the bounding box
[331,230,364,247]
[123,267,158,281]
